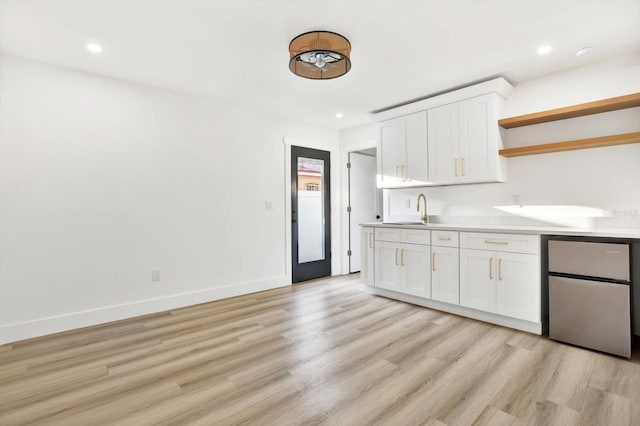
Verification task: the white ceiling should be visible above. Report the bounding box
[1,0,639,129]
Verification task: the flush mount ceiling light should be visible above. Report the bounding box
[289,31,351,80]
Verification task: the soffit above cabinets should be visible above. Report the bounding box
[369,78,514,122]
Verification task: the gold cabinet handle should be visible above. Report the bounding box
[454,158,458,176]
[438,236,451,241]
[461,157,465,176]
[432,252,436,271]
[485,240,508,245]
[400,249,405,266]
[368,233,373,248]
[489,257,493,280]
[395,248,399,265]
[498,258,503,281]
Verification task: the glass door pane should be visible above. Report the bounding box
[297,157,325,263]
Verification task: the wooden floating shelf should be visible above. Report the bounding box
[499,132,640,157]
[498,93,640,129]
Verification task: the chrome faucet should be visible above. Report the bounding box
[417,193,428,224]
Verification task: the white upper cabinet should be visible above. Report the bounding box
[404,111,429,184]
[428,94,506,185]
[377,111,428,188]
[427,103,458,184]
[378,118,405,187]
[371,77,512,188]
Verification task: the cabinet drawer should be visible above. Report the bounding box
[460,232,539,254]
[375,227,402,242]
[431,230,459,247]
[401,229,430,245]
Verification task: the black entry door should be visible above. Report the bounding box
[291,146,331,283]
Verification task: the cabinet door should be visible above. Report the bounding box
[378,118,405,187]
[400,243,430,298]
[460,249,496,312]
[404,111,428,185]
[427,103,459,184]
[458,95,495,183]
[496,252,540,322]
[431,246,459,305]
[361,228,375,286]
[375,241,401,292]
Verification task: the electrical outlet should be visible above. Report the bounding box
[151,269,161,282]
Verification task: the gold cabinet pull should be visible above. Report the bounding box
[432,252,436,271]
[395,248,399,265]
[498,258,503,281]
[489,257,493,280]
[461,157,465,176]
[485,240,508,245]
[369,233,374,248]
[400,249,405,266]
[454,158,458,176]
[438,236,451,241]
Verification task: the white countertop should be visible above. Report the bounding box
[360,222,640,239]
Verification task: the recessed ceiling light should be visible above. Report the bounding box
[576,46,595,57]
[335,112,344,118]
[86,42,103,54]
[537,45,553,55]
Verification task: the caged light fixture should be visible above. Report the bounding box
[289,31,351,80]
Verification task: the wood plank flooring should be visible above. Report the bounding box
[1,274,639,425]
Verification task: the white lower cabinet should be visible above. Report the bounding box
[374,232,430,298]
[431,245,460,305]
[400,243,431,298]
[375,242,430,297]
[495,251,540,322]
[460,249,497,312]
[361,227,375,286]
[460,247,540,323]
[367,227,541,333]
[375,241,402,292]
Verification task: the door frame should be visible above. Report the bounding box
[340,137,378,276]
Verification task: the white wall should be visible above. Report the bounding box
[381,54,640,229]
[0,54,340,343]
[503,53,640,117]
[386,143,640,228]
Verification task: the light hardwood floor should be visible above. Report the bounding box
[1,274,639,426]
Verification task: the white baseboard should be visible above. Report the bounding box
[368,286,542,335]
[0,275,290,345]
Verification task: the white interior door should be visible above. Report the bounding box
[349,151,380,273]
